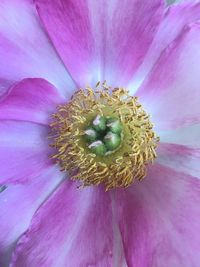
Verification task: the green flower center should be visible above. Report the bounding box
[84,115,123,156]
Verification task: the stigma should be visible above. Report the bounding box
[85,115,123,156]
[50,82,159,190]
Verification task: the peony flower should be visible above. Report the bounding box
[1,0,200,266]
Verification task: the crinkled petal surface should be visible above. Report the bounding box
[0,0,75,97]
[116,164,200,267]
[34,0,163,87]
[11,181,114,267]
[0,167,65,267]
[137,23,200,131]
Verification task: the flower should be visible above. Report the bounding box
[1,0,200,266]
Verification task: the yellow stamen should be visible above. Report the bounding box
[50,82,159,190]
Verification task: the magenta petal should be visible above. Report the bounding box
[129,1,200,92]
[137,23,200,131]
[102,0,163,86]
[0,0,75,96]
[0,166,64,267]
[116,164,200,267]
[0,78,64,125]
[157,143,200,178]
[0,121,52,184]
[35,0,163,87]
[35,0,102,87]
[11,181,113,267]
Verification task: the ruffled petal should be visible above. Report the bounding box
[129,1,200,93]
[11,181,114,267]
[0,0,75,97]
[137,23,200,131]
[34,0,163,87]
[0,120,53,184]
[0,166,65,267]
[116,164,200,267]
[0,78,65,125]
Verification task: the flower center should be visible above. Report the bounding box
[85,115,123,156]
[50,82,159,190]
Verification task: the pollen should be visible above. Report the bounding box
[50,82,159,190]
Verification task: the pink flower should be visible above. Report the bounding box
[0,0,200,266]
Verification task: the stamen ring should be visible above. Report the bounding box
[50,82,159,190]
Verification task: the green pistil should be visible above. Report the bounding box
[85,127,99,142]
[107,117,123,134]
[92,115,106,132]
[89,141,107,156]
[84,115,123,156]
[104,131,121,151]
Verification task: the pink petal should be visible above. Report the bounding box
[137,23,200,131]
[11,181,114,267]
[101,0,164,86]
[116,164,200,267]
[0,0,75,96]
[34,0,163,87]
[157,142,200,178]
[159,123,200,147]
[0,120,53,184]
[129,1,200,92]
[0,78,65,125]
[0,166,65,267]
